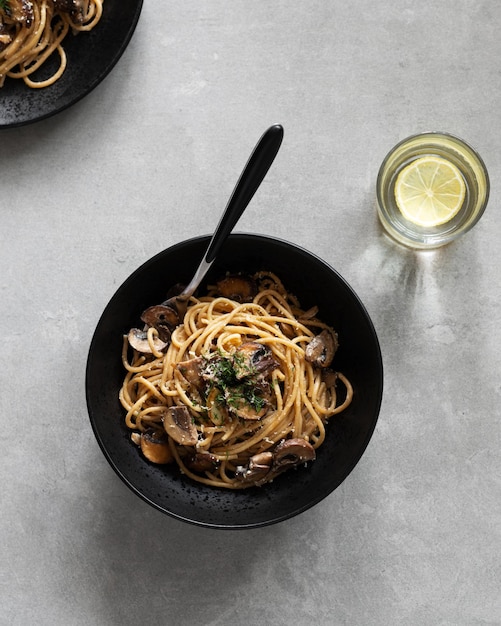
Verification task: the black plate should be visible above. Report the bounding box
[0,0,143,128]
[86,234,384,529]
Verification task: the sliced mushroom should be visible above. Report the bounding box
[272,438,316,473]
[321,368,338,388]
[305,329,338,368]
[232,342,277,379]
[236,439,316,486]
[131,432,141,446]
[236,451,273,484]
[5,0,34,26]
[141,304,179,341]
[176,356,206,389]
[215,274,257,303]
[162,406,198,446]
[138,429,173,464]
[53,0,85,24]
[127,328,168,354]
[183,450,220,473]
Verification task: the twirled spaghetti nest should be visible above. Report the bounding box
[120,272,353,489]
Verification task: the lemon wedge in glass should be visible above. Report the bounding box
[394,156,466,227]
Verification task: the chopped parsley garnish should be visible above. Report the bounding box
[204,352,267,418]
[206,354,240,387]
[225,384,267,413]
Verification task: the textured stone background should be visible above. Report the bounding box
[1,2,500,624]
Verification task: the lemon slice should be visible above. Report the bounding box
[394,156,466,227]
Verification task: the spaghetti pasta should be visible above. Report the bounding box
[0,0,103,88]
[120,272,353,489]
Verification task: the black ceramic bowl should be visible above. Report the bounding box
[86,234,383,529]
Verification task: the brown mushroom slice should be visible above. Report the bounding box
[269,438,316,480]
[305,329,338,368]
[215,274,257,303]
[176,356,206,389]
[183,451,220,473]
[141,304,179,341]
[53,0,85,23]
[138,429,173,464]
[5,0,34,26]
[236,451,273,484]
[162,406,198,446]
[321,368,338,388]
[127,328,168,354]
[232,342,277,379]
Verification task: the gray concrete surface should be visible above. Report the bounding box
[1,1,500,625]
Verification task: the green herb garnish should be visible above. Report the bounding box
[204,352,267,418]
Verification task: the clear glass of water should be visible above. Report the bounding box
[376,132,490,249]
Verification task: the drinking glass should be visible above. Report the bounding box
[376,132,489,249]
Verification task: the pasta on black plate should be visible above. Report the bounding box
[0,0,103,88]
[120,272,353,489]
